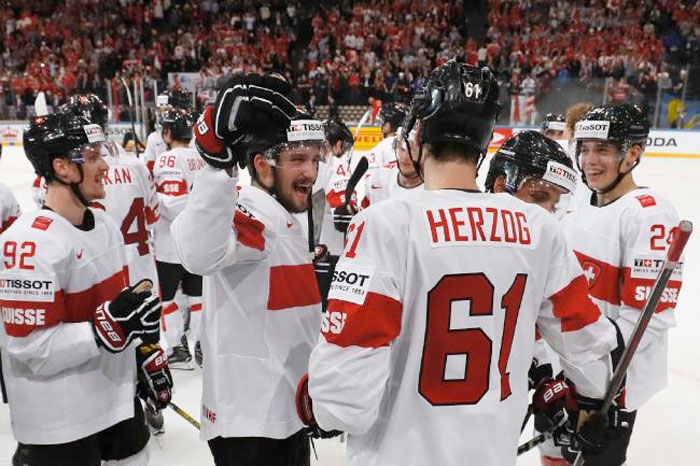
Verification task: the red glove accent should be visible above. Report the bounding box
[195,106,225,155]
[295,373,316,427]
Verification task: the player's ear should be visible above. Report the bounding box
[493,175,507,193]
[623,144,643,169]
[253,152,274,186]
[52,157,76,182]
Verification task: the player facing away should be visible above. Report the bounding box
[171,73,325,466]
[0,112,169,466]
[561,104,685,465]
[144,88,193,173]
[365,101,410,171]
[294,61,624,466]
[152,107,204,370]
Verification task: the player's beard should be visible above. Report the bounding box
[273,173,311,213]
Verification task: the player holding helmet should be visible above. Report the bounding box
[295,60,623,466]
[171,73,324,465]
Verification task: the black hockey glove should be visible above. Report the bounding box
[136,343,173,411]
[93,279,161,353]
[561,385,631,463]
[528,357,553,391]
[333,204,357,233]
[194,73,297,170]
[295,374,342,439]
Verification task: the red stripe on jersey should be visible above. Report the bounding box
[573,251,621,305]
[267,264,321,310]
[535,327,542,340]
[621,267,682,313]
[1,266,128,337]
[323,293,402,348]
[157,179,188,196]
[189,303,202,312]
[549,275,602,332]
[63,266,129,323]
[145,204,160,225]
[1,215,17,233]
[146,160,155,173]
[32,176,42,188]
[233,210,265,251]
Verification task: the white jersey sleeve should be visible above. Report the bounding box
[0,182,21,233]
[31,175,47,208]
[143,130,167,173]
[171,166,275,276]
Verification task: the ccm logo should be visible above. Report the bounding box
[321,311,347,335]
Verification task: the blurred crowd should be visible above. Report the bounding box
[0,0,697,120]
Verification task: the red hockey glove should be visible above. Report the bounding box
[194,73,297,170]
[532,378,572,435]
[93,279,161,353]
[295,374,342,439]
[136,343,173,411]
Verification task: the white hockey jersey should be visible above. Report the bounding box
[0,182,21,233]
[319,156,352,255]
[153,147,206,264]
[0,208,135,444]
[143,130,167,173]
[171,166,322,440]
[362,164,423,208]
[93,155,160,286]
[308,189,618,466]
[561,187,683,410]
[365,135,397,171]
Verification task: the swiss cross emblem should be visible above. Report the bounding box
[643,259,653,267]
[582,261,601,287]
[636,195,656,208]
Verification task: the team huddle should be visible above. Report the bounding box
[0,60,685,466]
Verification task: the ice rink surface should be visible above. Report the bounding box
[0,145,698,465]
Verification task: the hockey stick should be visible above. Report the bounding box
[571,220,692,466]
[169,401,201,430]
[343,156,368,210]
[348,109,371,168]
[120,77,141,158]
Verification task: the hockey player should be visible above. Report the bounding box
[361,126,424,208]
[560,104,684,465]
[541,113,566,140]
[485,130,580,466]
[63,94,166,434]
[171,73,323,466]
[365,101,409,171]
[152,107,204,369]
[144,88,193,173]
[485,130,577,213]
[295,61,624,466]
[0,112,169,466]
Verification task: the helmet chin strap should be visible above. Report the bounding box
[54,163,90,207]
[587,157,639,195]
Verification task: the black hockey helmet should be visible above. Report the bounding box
[403,60,500,168]
[573,104,650,193]
[485,130,576,194]
[62,94,110,131]
[541,113,565,136]
[160,107,195,141]
[156,88,193,111]
[24,112,108,180]
[324,117,354,156]
[377,102,409,133]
